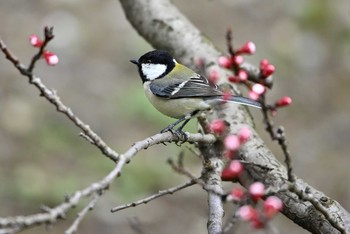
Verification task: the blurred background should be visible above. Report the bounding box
[0,0,349,233]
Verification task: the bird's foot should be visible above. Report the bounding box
[161,126,188,142]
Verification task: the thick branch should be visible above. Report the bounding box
[199,140,225,234]
[0,34,219,233]
[119,0,350,233]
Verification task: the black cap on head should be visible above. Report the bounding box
[138,50,174,66]
[131,50,176,82]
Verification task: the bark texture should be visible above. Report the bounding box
[119,0,350,233]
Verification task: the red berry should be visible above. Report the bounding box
[238,127,251,143]
[29,34,43,47]
[221,160,244,181]
[264,196,283,218]
[43,51,59,66]
[228,75,239,83]
[251,83,266,95]
[228,160,244,174]
[238,205,264,229]
[238,70,248,81]
[209,119,226,135]
[276,96,292,107]
[261,64,275,77]
[238,205,258,221]
[218,56,232,69]
[230,187,245,201]
[231,55,244,65]
[248,90,260,100]
[236,41,256,55]
[249,182,265,200]
[259,59,269,70]
[224,135,240,151]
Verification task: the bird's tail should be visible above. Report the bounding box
[205,95,261,109]
[228,96,262,108]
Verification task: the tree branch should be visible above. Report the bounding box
[0,35,119,163]
[0,131,216,233]
[119,0,350,233]
[111,179,196,213]
[200,142,225,234]
[0,31,220,233]
[65,192,101,234]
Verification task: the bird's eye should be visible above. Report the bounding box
[146,59,152,63]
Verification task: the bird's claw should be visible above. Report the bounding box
[160,126,188,142]
[160,126,171,134]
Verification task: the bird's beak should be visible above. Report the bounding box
[130,59,139,65]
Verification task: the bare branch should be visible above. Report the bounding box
[167,153,202,184]
[204,159,224,234]
[0,131,215,232]
[27,26,54,73]
[290,185,349,234]
[260,95,295,183]
[222,212,239,234]
[111,179,196,212]
[199,141,224,234]
[0,36,119,162]
[119,0,350,233]
[65,192,101,234]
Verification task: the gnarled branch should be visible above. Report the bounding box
[119,0,350,233]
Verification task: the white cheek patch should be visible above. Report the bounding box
[141,63,167,80]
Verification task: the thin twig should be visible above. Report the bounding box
[222,212,239,234]
[260,95,348,233]
[27,26,54,73]
[167,156,204,187]
[225,28,235,56]
[0,132,216,231]
[79,132,96,145]
[185,145,203,159]
[0,132,216,232]
[0,31,119,162]
[65,192,102,234]
[111,179,196,212]
[260,95,295,183]
[120,1,350,232]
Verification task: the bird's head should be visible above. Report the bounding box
[130,50,176,82]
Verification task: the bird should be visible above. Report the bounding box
[130,50,261,136]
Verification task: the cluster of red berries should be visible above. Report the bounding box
[217,41,292,108]
[210,123,283,228]
[234,182,283,229]
[224,182,283,229]
[208,119,250,180]
[29,34,59,66]
[207,40,289,229]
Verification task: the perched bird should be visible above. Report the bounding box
[130,50,260,136]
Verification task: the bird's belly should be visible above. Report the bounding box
[144,85,210,119]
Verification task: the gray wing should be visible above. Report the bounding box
[150,76,223,99]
